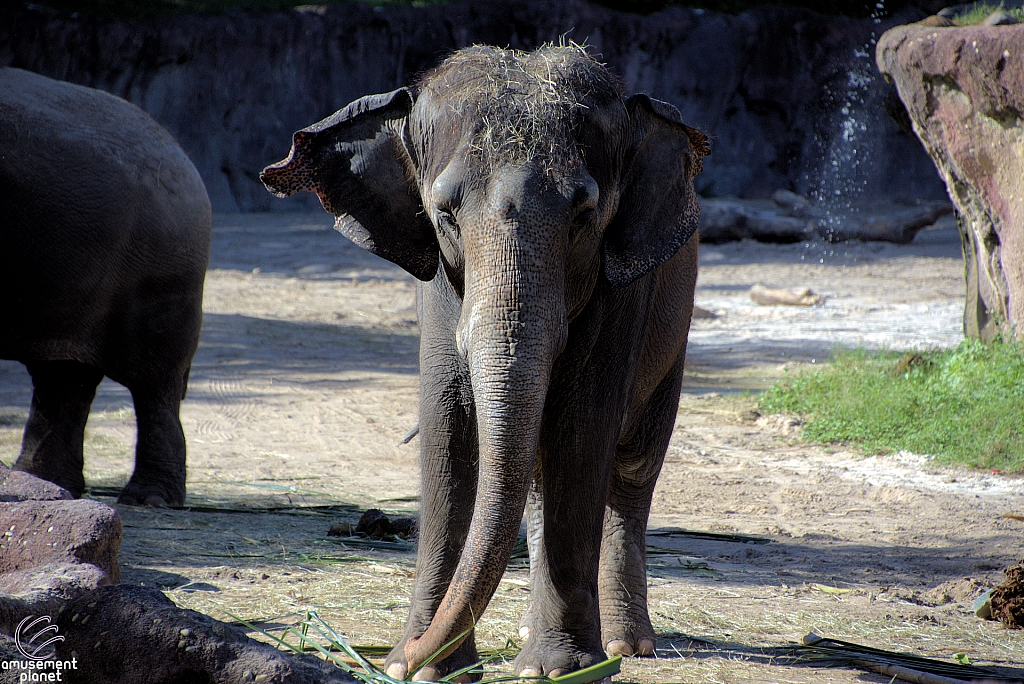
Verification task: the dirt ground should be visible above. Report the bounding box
[1,211,1022,683]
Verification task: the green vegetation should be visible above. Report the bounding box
[230,609,621,683]
[759,338,1024,472]
[951,2,1024,24]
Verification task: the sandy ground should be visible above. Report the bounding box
[1,211,1022,683]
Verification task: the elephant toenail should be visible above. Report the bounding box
[605,639,633,657]
[519,667,542,678]
[518,626,530,640]
[547,669,569,678]
[637,638,656,656]
[412,665,443,681]
[452,674,474,684]
[386,663,409,680]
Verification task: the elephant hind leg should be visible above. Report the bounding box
[599,355,685,658]
[14,360,104,497]
[117,378,187,508]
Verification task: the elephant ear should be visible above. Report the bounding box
[602,94,709,288]
[261,88,438,281]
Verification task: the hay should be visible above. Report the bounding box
[414,42,621,176]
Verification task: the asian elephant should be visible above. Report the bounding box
[262,45,707,680]
[0,68,211,507]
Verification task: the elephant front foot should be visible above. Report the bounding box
[117,478,185,508]
[603,624,656,658]
[384,631,482,682]
[600,600,657,657]
[514,631,606,681]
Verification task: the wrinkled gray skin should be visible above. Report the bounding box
[262,45,707,680]
[0,68,211,507]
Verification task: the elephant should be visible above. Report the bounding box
[262,44,708,680]
[0,68,212,507]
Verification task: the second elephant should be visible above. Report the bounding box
[263,45,707,680]
[0,68,211,507]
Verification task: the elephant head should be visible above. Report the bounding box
[262,44,707,673]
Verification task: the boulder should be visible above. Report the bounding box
[981,10,1019,26]
[0,562,110,635]
[823,200,952,243]
[877,23,1024,340]
[699,198,811,243]
[0,464,73,502]
[0,457,350,682]
[0,466,122,678]
[918,14,955,26]
[0,499,121,583]
[0,633,23,683]
[0,463,120,655]
[698,195,951,243]
[53,585,355,684]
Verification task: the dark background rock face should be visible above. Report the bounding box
[0,1,947,212]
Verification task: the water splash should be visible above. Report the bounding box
[806,2,889,242]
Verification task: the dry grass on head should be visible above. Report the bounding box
[416,42,621,173]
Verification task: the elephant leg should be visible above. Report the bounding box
[517,472,544,642]
[514,432,613,677]
[599,355,685,658]
[14,361,104,497]
[118,378,187,507]
[385,278,481,683]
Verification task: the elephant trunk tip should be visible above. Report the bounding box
[404,631,468,675]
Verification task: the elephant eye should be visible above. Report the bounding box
[569,207,597,243]
[574,207,596,225]
[436,209,460,239]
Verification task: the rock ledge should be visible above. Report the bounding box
[877,23,1024,339]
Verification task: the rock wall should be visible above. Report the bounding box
[1,1,946,212]
[878,23,1024,340]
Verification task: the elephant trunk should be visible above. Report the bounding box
[404,232,566,673]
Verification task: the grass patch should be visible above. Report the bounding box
[759,338,1024,472]
[952,3,1024,24]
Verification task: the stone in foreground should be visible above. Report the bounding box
[0,465,73,502]
[54,586,355,684]
[0,499,122,583]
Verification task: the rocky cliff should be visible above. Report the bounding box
[878,22,1024,339]
[2,1,945,212]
